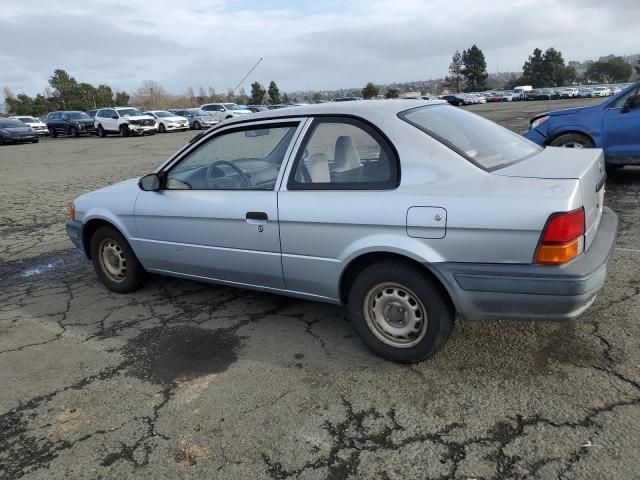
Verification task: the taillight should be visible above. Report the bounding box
[535,208,585,265]
[69,203,75,221]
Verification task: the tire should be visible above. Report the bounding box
[159,123,166,133]
[69,126,79,137]
[347,261,454,363]
[549,133,595,149]
[50,127,58,138]
[119,125,129,137]
[193,121,201,130]
[97,125,106,137]
[32,138,39,144]
[90,225,146,293]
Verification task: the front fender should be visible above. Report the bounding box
[546,124,602,147]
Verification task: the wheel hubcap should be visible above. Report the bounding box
[561,142,584,148]
[99,239,127,282]
[363,283,428,348]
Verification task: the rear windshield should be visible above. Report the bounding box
[399,105,542,171]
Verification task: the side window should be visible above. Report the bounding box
[611,86,640,109]
[52,112,61,120]
[166,123,298,191]
[288,118,398,190]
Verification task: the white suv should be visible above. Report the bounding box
[200,103,252,122]
[11,116,49,136]
[94,107,158,137]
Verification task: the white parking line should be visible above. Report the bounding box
[615,247,640,254]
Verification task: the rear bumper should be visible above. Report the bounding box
[429,207,618,321]
[65,220,85,254]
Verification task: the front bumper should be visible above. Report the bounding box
[522,128,547,145]
[2,134,38,143]
[66,220,84,254]
[429,207,618,321]
[128,124,157,135]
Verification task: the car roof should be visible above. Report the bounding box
[223,99,446,125]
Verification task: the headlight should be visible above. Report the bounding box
[530,116,549,129]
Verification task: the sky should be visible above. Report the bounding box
[2,0,639,96]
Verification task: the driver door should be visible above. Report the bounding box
[132,120,304,289]
[603,85,640,160]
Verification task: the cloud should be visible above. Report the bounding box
[1,0,638,96]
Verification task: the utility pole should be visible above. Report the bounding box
[232,58,263,95]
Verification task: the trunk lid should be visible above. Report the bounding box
[495,146,606,250]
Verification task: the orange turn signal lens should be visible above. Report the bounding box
[69,203,75,221]
[535,237,582,265]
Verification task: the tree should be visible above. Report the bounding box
[448,50,464,92]
[115,91,130,106]
[250,82,266,105]
[541,48,568,87]
[636,58,640,75]
[461,45,488,92]
[282,93,290,104]
[362,82,379,99]
[586,57,633,83]
[267,81,281,104]
[48,69,78,109]
[522,47,573,87]
[385,88,400,99]
[134,80,169,109]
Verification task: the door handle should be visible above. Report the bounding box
[246,211,268,223]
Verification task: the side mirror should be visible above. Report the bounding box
[622,95,640,113]
[138,173,161,191]
[112,114,119,119]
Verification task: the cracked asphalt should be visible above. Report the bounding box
[1,99,639,479]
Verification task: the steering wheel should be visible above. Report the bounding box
[206,161,251,189]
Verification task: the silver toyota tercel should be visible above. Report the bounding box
[66,100,618,363]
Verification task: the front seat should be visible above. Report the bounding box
[332,136,363,182]
[333,136,361,172]
[306,153,330,183]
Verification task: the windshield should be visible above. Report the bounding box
[0,119,25,128]
[154,111,174,118]
[117,108,144,117]
[68,112,91,120]
[228,104,249,111]
[17,117,37,123]
[189,109,210,117]
[399,104,542,171]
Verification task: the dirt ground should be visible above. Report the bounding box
[1,98,639,479]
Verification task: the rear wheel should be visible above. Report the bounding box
[550,133,594,149]
[90,226,146,293]
[347,261,454,363]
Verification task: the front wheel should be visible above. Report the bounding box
[69,126,79,137]
[90,226,146,293]
[50,128,58,138]
[119,125,129,137]
[549,133,594,149]
[348,261,454,363]
[159,123,166,133]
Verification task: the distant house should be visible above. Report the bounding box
[399,91,421,98]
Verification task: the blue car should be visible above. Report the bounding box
[523,80,640,166]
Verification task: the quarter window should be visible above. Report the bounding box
[288,118,398,190]
[166,124,298,191]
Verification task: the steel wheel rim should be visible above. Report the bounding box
[561,142,584,148]
[98,238,127,283]
[363,282,428,348]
